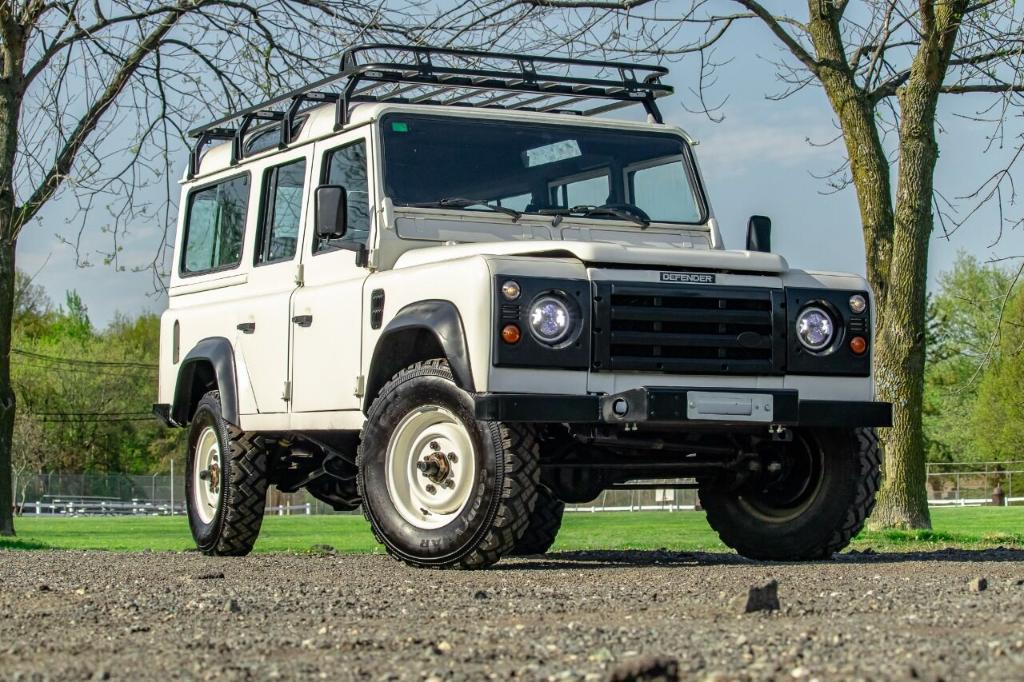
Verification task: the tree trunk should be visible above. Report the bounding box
[0,237,15,536]
[867,66,948,529]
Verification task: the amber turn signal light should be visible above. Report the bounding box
[849,336,867,355]
[501,324,521,344]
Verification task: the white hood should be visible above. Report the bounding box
[394,239,788,273]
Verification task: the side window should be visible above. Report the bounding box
[318,140,370,252]
[181,174,249,275]
[629,161,701,223]
[256,158,306,265]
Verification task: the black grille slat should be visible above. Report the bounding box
[609,306,768,325]
[593,282,785,375]
[610,330,771,350]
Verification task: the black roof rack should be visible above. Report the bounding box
[186,44,673,178]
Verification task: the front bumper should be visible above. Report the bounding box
[474,387,892,428]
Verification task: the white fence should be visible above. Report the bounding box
[12,463,1024,516]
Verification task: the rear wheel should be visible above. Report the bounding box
[700,428,880,561]
[357,360,540,569]
[185,391,269,556]
[511,485,564,555]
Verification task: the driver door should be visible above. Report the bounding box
[289,131,374,412]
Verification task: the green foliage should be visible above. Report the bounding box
[923,253,1015,462]
[971,288,1024,462]
[10,271,181,478]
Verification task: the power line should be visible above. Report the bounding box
[27,412,153,417]
[28,413,155,419]
[12,358,155,379]
[11,348,158,370]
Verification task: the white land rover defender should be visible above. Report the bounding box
[155,45,891,568]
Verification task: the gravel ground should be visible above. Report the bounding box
[2,548,1024,681]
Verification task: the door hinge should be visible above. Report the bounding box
[354,375,365,398]
[282,380,292,402]
[294,263,304,286]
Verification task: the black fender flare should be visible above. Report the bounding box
[363,300,474,412]
[171,337,239,426]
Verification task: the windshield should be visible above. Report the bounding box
[380,114,705,225]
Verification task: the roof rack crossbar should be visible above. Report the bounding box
[187,44,673,173]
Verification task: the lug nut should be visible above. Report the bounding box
[425,484,437,494]
[447,452,458,463]
[429,441,440,451]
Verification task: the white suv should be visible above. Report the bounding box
[155,45,891,568]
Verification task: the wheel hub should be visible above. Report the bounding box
[192,426,223,525]
[199,462,221,494]
[417,448,453,485]
[385,406,477,530]
[738,433,824,522]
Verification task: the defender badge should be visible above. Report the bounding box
[660,272,716,284]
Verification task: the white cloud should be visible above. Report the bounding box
[689,115,843,175]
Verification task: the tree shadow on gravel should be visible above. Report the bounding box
[500,547,1024,570]
[0,537,50,550]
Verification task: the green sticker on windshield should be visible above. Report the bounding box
[391,121,409,132]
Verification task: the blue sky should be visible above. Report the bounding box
[17,18,1023,325]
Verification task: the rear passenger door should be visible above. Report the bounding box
[289,131,373,412]
[234,147,311,412]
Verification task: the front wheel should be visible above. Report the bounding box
[185,391,269,556]
[357,360,540,569]
[700,428,880,561]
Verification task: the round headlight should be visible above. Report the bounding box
[796,306,835,351]
[849,294,867,314]
[529,295,574,345]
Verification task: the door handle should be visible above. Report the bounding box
[292,314,313,328]
[236,322,256,334]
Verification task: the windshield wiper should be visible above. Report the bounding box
[538,205,650,229]
[408,197,522,221]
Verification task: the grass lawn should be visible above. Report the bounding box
[2,506,1022,554]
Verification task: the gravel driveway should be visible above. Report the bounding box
[1,548,1023,681]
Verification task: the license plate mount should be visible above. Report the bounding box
[686,391,774,422]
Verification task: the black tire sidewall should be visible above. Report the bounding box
[185,394,231,552]
[701,428,860,560]
[360,369,505,566]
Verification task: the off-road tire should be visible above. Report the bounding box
[186,391,269,556]
[357,359,540,569]
[700,428,880,561]
[511,485,564,555]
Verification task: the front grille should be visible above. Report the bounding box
[592,282,785,375]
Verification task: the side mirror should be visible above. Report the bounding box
[746,215,771,253]
[315,185,347,239]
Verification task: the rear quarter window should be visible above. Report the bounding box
[181,174,250,275]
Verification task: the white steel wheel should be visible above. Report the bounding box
[385,405,477,530]
[192,425,222,525]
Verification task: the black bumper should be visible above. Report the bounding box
[473,388,892,429]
